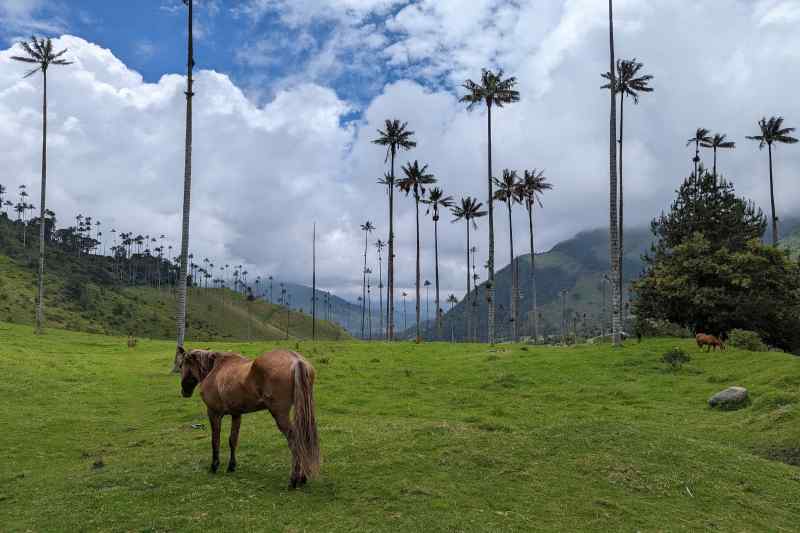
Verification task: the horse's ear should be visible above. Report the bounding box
[177,346,186,355]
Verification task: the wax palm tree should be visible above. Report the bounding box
[446,293,458,343]
[0,185,6,216]
[11,36,72,334]
[423,187,454,338]
[360,221,375,338]
[687,128,712,178]
[604,0,623,346]
[702,133,735,176]
[515,169,552,343]
[493,169,521,341]
[397,160,437,343]
[375,239,386,339]
[747,116,798,245]
[602,58,653,324]
[173,0,196,371]
[373,119,416,341]
[460,69,519,345]
[452,197,487,342]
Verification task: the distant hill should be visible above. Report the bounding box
[781,228,800,259]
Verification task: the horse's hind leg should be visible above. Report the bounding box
[208,410,222,473]
[228,414,241,473]
[271,409,302,489]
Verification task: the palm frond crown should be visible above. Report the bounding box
[460,69,520,110]
[492,169,520,203]
[746,116,798,149]
[11,36,72,78]
[372,119,417,162]
[397,160,437,199]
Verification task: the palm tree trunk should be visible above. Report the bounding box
[174,0,194,372]
[415,196,421,343]
[506,199,516,342]
[35,69,48,334]
[486,104,496,345]
[466,222,471,342]
[434,216,442,339]
[312,222,316,341]
[527,203,537,343]
[362,231,367,338]
[618,93,625,332]
[768,143,778,245]
[713,146,717,176]
[694,140,699,177]
[387,151,395,340]
[607,0,621,347]
[378,255,384,340]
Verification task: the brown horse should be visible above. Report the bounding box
[177,347,320,489]
[696,333,725,352]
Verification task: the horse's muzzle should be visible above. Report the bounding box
[181,388,193,398]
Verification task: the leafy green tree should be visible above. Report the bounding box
[649,168,766,255]
[493,169,521,341]
[452,196,487,342]
[398,161,436,343]
[373,120,416,341]
[423,187,454,337]
[460,69,519,345]
[635,170,800,352]
[747,116,798,245]
[702,133,735,176]
[11,36,72,334]
[515,169,552,342]
[636,234,800,352]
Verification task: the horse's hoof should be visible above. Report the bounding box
[299,476,308,486]
[227,463,236,473]
[210,463,220,474]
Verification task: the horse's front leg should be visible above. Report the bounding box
[228,414,242,473]
[208,410,222,473]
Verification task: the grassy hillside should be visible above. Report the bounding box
[1,325,798,531]
[0,253,347,341]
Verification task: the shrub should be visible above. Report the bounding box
[728,329,768,352]
[635,318,692,339]
[662,347,691,369]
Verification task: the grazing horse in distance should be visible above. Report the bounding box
[177,347,320,489]
[696,333,725,352]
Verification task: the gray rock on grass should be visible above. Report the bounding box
[708,386,749,410]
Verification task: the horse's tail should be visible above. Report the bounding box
[292,358,320,479]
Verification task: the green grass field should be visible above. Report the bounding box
[1,323,799,532]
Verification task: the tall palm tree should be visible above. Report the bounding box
[702,133,735,176]
[374,239,386,339]
[11,36,72,334]
[687,128,712,178]
[493,169,521,341]
[452,197,487,342]
[173,0,195,371]
[423,187,454,338]
[605,0,622,347]
[747,116,798,245]
[360,220,375,338]
[460,69,520,345]
[515,169,552,343]
[446,293,458,343]
[397,160,437,343]
[373,120,416,341]
[602,58,653,325]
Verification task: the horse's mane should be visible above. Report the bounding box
[190,350,220,379]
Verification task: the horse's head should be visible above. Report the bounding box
[178,347,217,398]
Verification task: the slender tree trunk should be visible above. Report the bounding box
[466,222,471,342]
[713,146,717,176]
[618,93,625,332]
[506,199,516,342]
[415,195,421,343]
[362,230,368,338]
[434,215,441,339]
[378,254,384,340]
[527,203,538,343]
[608,0,621,347]
[694,140,699,177]
[312,222,316,341]
[173,0,194,372]
[35,69,48,334]
[486,104,496,345]
[768,143,778,245]
[387,151,396,340]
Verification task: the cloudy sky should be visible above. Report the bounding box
[0,0,798,302]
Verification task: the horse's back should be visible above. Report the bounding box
[252,350,314,405]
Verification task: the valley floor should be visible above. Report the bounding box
[1,323,799,531]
